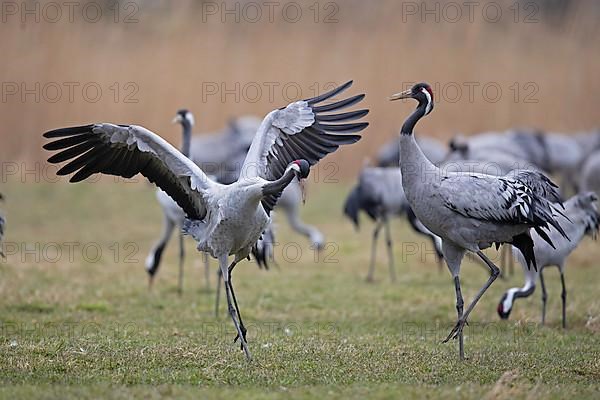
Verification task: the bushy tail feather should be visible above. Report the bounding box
[252,226,276,270]
[343,185,361,229]
[513,170,563,205]
[513,170,571,243]
[512,232,538,271]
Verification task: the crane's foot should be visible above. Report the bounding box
[233,325,248,350]
[443,318,469,343]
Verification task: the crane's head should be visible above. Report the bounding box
[389,82,434,115]
[497,292,513,320]
[290,159,310,180]
[172,109,195,126]
[449,135,469,154]
[289,160,310,204]
[576,192,600,238]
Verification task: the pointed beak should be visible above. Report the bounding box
[389,89,413,101]
[148,275,154,290]
[171,116,181,124]
[298,178,307,205]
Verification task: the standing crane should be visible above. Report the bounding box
[43,81,368,360]
[343,166,443,282]
[145,109,193,293]
[389,82,567,359]
[497,192,599,328]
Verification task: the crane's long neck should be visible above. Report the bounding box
[262,167,297,197]
[502,276,536,313]
[180,121,192,157]
[401,101,427,136]
[399,103,437,189]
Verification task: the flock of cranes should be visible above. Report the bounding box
[40,81,599,361]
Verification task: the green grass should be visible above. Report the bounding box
[1,179,599,399]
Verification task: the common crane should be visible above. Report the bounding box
[497,192,599,328]
[185,112,326,250]
[146,110,275,293]
[145,109,195,293]
[343,166,443,282]
[43,81,369,360]
[438,157,541,278]
[390,82,567,359]
[448,130,584,195]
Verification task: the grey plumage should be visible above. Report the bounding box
[574,129,600,162]
[343,166,443,281]
[445,131,543,176]
[189,116,258,184]
[498,192,599,328]
[43,80,368,360]
[188,112,326,250]
[145,109,195,293]
[447,130,547,169]
[580,150,600,196]
[146,111,276,293]
[390,82,567,360]
[448,129,585,194]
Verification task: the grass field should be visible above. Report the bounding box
[1,179,599,399]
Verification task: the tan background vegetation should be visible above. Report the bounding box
[1,0,598,178]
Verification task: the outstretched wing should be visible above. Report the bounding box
[440,171,568,243]
[43,123,212,220]
[242,81,369,213]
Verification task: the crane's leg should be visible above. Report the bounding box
[453,276,465,360]
[367,220,383,282]
[501,245,507,278]
[228,261,247,348]
[539,268,547,326]
[219,255,251,360]
[146,215,175,290]
[445,251,500,347]
[508,247,514,276]
[215,268,222,317]
[203,252,210,291]
[177,233,185,296]
[383,217,397,282]
[440,241,465,359]
[559,264,567,329]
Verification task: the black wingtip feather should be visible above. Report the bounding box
[316,109,369,122]
[306,80,353,105]
[43,125,95,138]
[312,94,366,113]
[317,122,369,133]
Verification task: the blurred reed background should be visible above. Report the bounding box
[1,0,598,178]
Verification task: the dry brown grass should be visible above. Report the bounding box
[1,0,599,178]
